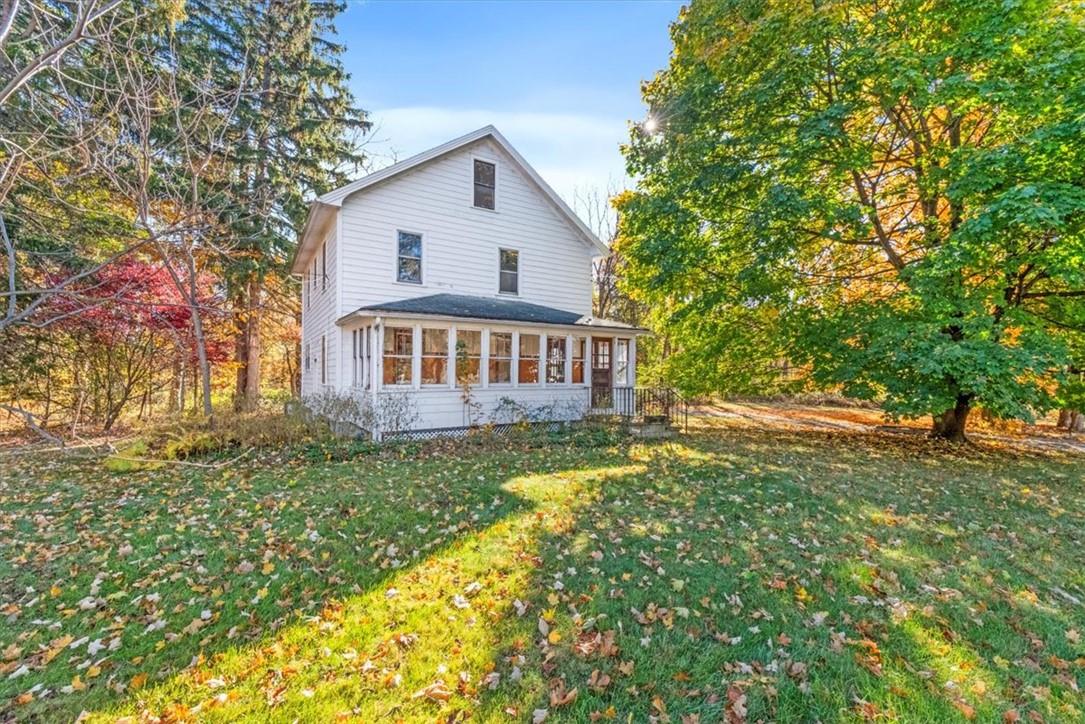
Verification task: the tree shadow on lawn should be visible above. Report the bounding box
[467,427,1085,722]
[5,427,1083,721]
[0,444,636,720]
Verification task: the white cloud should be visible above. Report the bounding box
[361,107,632,207]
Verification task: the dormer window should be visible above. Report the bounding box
[473,159,495,209]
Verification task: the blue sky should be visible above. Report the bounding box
[337,0,682,205]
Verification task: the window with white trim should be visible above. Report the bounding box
[615,339,629,386]
[304,342,310,372]
[518,333,539,384]
[383,327,413,385]
[364,327,372,389]
[473,159,495,209]
[321,243,327,291]
[499,248,518,294]
[396,231,422,284]
[546,336,566,384]
[320,334,327,385]
[572,337,586,384]
[456,329,481,385]
[421,328,448,385]
[489,332,512,384]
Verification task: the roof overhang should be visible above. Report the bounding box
[290,201,337,275]
[336,309,648,336]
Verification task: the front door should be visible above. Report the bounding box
[591,337,612,407]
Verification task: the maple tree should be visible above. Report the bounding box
[616,0,1085,440]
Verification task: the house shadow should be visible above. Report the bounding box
[64,444,640,721]
[38,425,1085,722]
[460,428,1085,722]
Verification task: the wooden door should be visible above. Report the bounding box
[591,337,612,407]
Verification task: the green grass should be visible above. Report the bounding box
[1,422,1084,721]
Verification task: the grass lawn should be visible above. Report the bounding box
[2,421,1084,722]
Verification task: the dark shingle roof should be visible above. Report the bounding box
[342,293,641,331]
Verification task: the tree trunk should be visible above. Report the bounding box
[931,394,973,442]
[233,277,263,412]
[1070,411,1084,434]
[1057,408,1072,429]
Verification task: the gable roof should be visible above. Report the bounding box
[336,293,645,333]
[291,125,609,273]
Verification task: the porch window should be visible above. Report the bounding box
[364,326,372,389]
[489,332,512,384]
[473,159,495,209]
[499,249,518,294]
[397,231,422,284]
[456,329,481,385]
[352,330,358,385]
[615,339,629,386]
[383,326,413,385]
[546,337,566,384]
[519,333,539,384]
[572,337,585,384]
[320,335,327,385]
[421,328,448,385]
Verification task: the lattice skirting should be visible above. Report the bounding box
[382,420,571,442]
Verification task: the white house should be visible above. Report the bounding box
[292,125,644,438]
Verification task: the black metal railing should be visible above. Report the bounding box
[591,386,687,429]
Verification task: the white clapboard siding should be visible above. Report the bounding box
[300,226,338,396]
[338,137,594,315]
[378,387,590,432]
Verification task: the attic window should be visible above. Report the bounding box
[473,159,495,209]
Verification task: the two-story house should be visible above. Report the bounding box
[292,126,642,438]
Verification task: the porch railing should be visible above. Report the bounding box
[590,386,687,429]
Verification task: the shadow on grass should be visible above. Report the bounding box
[61,449,643,721]
[466,427,1085,722]
[4,425,1083,721]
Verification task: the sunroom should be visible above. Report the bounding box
[334,293,644,438]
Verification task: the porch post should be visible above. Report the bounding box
[629,336,637,388]
[372,321,383,441]
[511,330,520,387]
[539,332,548,387]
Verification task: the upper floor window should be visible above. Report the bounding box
[499,248,519,295]
[321,243,327,291]
[473,159,495,209]
[397,231,422,284]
